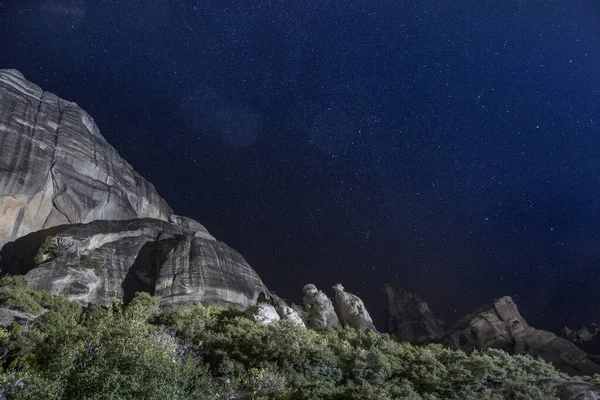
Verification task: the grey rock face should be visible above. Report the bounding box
[332,284,376,332]
[302,283,341,330]
[245,304,280,326]
[0,218,269,309]
[270,293,305,327]
[541,378,600,400]
[446,296,600,376]
[0,308,36,327]
[0,69,172,247]
[384,284,445,344]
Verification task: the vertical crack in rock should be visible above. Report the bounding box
[31,91,45,140]
[48,99,72,224]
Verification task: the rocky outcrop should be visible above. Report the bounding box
[302,284,341,330]
[445,296,600,376]
[246,304,280,325]
[332,284,376,332]
[541,378,600,400]
[0,218,269,309]
[270,294,305,327]
[384,284,445,344]
[0,308,36,327]
[563,324,600,360]
[0,69,172,247]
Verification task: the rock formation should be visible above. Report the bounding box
[0,69,172,247]
[246,304,280,325]
[0,218,269,309]
[384,284,445,344]
[0,308,36,327]
[0,69,271,311]
[563,324,600,360]
[270,293,305,327]
[445,296,600,376]
[332,284,376,332]
[302,283,341,330]
[541,378,600,400]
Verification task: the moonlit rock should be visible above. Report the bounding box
[0,219,270,309]
[246,304,280,326]
[302,283,341,329]
[0,69,172,248]
[332,284,377,332]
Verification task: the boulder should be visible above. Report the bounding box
[541,378,600,400]
[384,284,445,344]
[246,304,280,326]
[332,284,376,332]
[0,69,172,248]
[0,308,36,327]
[302,283,340,330]
[446,296,600,376]
[270,293,305,327]
[0,218,269,309]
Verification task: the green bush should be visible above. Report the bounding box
[0,281,568,400]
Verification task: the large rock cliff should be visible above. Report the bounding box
[0,69,172,247]
[0,69,269,310]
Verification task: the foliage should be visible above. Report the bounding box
[34,236,67,265]
[80,256,104,271]
[0,279,570,399]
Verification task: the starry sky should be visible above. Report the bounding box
[2,0,600,332]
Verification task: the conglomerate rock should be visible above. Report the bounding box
[0,218,269,309]
[302,283,340,330]
[445,296,600,376]
[332,284,376,332]
[383,284,445,344]
[0,69,172,248]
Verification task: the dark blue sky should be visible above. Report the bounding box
[2,0,600,331]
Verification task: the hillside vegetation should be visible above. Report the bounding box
[0,276,583,400]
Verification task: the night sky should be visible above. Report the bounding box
[2,0,600,332]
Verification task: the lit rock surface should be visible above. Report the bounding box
[0,69,172,247]
[246,304,280,325]
[384,284,445,344]
[302,283,341,330]
[0,218,269,309]
[270,293,305,327]
[332,284,376,332]
[445,296,600,376]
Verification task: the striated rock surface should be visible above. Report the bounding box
[302,283,341,330]
[0,218,269,309]
[445,296,600,376]
[245,304,280,326]
[332,284,376,332]
[0,69,172,247]
[384,284,445,344]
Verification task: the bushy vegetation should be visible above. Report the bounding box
[0,277,571,399]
